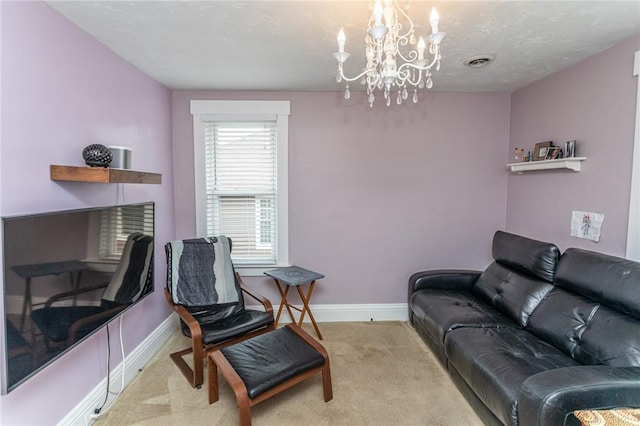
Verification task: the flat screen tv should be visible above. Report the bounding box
[2,202,154,393]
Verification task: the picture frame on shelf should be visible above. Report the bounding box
[534,141,553,161]
[545,146,560,160]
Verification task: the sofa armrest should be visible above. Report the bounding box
[408,270,481,323]
[519,366,640,426]
[409,269,481,293]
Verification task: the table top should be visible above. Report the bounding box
[11,260,87,279]
[264,266,324,286]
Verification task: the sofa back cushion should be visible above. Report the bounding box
[492,231,560,283]
[527,288,640,366]
[554,248,640,319]
[472,231,559,327]
[527,249,640,367]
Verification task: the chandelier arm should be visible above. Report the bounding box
[393,0,416,40]
[395,33,412,59]
[397,55,439,73]
[396,49,418,63]
[339,67,378,84]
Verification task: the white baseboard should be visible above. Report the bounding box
[59,303,406,425]
[59,314,179,426]
[252,303,409,323]
[8,297,409,321]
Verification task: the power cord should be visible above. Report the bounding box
[94,325,111,413]
[88,315,126,423]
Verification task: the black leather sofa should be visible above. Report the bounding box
[408,231,640,426]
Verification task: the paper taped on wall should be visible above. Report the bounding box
[571,210,605,242]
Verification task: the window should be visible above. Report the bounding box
[191,100,290,274]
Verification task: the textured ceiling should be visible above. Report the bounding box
[46,1,640,93]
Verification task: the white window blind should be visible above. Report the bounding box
[191,100,290,274]
[204,121,278,264]
[99,204,154,260]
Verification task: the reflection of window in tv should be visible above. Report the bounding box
[99,204,154,260]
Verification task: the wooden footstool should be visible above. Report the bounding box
[208,324,333,426]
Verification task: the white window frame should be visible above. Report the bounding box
[627,50,640,261]
[191,100,290,275]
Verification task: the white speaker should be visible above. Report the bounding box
[108,146,132,169]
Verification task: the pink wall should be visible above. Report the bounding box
[6,2,634,422]
[507,36,640,255]
[173,91,511,304]
[0,2,174,424]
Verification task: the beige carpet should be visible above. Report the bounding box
[93,322,484,426]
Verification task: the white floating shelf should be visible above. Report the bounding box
[507,157,587,174]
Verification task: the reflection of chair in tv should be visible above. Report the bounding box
[6,319,34,386]
[31,233,153,348]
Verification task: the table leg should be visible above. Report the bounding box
[274,281,296,327]
[274,282,286,327]
[296,281,322,340]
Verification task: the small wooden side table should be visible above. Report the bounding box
[264,266,324,340]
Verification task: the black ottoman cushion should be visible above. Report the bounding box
[220,326,325,399]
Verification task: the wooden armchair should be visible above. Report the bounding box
[165,237,274,388]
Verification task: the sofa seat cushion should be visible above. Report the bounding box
[181,309,275,346]
[411,288,517,346]
[445,327,580,426]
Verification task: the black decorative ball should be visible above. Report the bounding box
[82,144,113,168]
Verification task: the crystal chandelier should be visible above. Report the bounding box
[333,0,446,107]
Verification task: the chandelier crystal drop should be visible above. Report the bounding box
[333,0,446,107]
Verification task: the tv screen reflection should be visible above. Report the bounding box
[3,202,154,392]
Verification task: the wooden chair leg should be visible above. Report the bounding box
[212,350,254,425]
[208,354,219,404]
[238,397,252,426]
[322,361,333,402]
[193,339,204,387]
[286,324,332,401]
[170,347,200,388]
